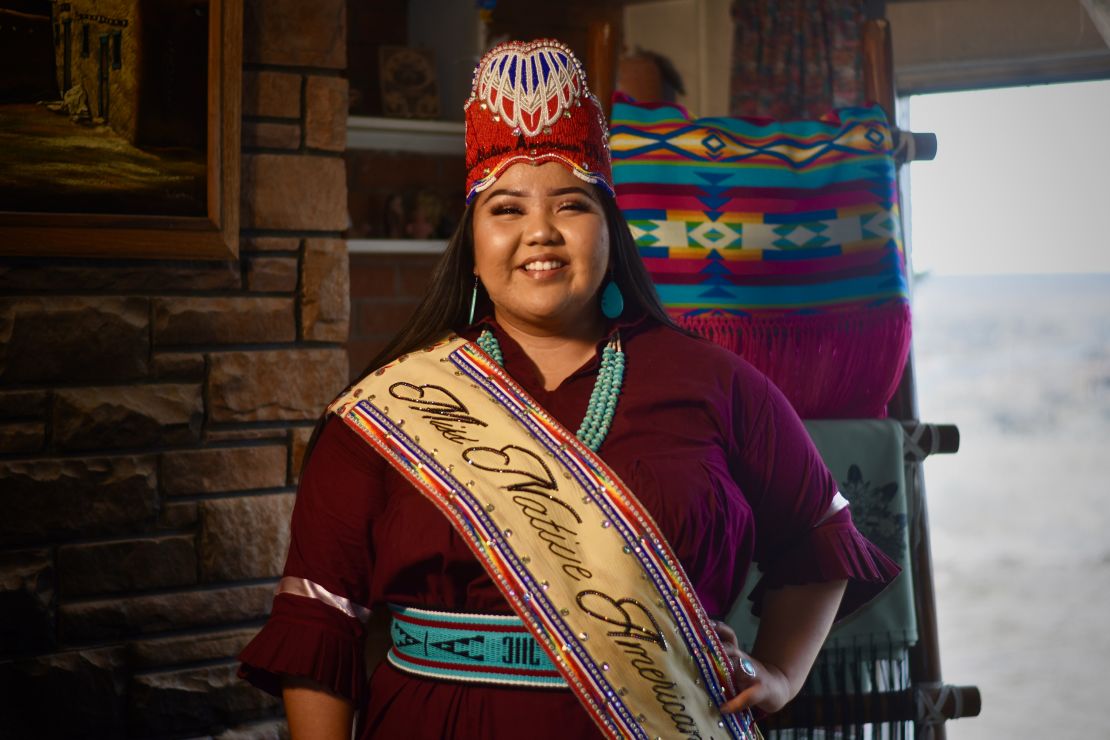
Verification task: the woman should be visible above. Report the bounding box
[239,39,897,739]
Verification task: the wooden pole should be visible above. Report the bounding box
[587,19,615,119]
[862,18,896,124]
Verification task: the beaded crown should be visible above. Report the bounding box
[464,39,613,202]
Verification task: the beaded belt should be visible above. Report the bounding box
[388,604,567,689]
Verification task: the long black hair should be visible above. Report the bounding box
[302,188,675,463]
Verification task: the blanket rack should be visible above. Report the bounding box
[761,19,981,740]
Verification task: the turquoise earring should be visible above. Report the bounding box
[468,277,479,324]
[600,278,624,320]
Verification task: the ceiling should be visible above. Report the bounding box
[885,0,1110,92]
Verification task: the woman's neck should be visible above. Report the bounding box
[493,311,606,391]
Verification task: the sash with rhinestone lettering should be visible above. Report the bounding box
[330,336,762,740]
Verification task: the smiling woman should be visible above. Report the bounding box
[471,163,611,384]
[237,38,898,740]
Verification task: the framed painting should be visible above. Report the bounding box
[378,45,439,120]
[0,0,241,260]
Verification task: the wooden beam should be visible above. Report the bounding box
[1081,0,1110,48]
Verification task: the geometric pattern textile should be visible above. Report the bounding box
[387,605,567,688]
[611,97,911,418]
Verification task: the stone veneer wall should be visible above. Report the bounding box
[348,250,439,379]
[0,1,350,736]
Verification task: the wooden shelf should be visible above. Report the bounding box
[348,238,448,255]
[347,116,464,154]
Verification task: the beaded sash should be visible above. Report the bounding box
[330,336,761,740]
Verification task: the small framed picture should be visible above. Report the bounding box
[378,46,440,119]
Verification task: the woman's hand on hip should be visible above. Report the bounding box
[711,619,793,716]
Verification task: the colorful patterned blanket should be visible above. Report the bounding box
[611,96,912,418]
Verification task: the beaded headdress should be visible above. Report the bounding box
[464,39,613,202]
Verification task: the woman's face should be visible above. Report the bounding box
[472,162,609,335]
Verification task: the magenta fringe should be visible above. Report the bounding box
[677,301,912,419]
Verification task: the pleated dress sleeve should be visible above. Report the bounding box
[238,416,387,705]
[729,368,901,620]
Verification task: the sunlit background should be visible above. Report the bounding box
[908,79,1110,738]
[909,80,1110,276]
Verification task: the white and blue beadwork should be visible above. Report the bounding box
[475,43,583,138]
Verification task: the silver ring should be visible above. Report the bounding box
[739,657,757,678]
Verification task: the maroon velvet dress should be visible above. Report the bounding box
[239,315,899,739]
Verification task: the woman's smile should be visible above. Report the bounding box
[521,257,568,278]
[472,162,610,334]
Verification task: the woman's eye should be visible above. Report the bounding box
[558,200,591,212]
[490,204,522,215]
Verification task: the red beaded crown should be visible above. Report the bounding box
[464,39,613,202]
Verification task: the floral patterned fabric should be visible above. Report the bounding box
[730,0,866,119]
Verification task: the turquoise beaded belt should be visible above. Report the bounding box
[388,604,568,688]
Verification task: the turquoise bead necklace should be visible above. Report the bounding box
[476,329,625,452]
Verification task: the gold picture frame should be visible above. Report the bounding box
[0,0,241,260]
